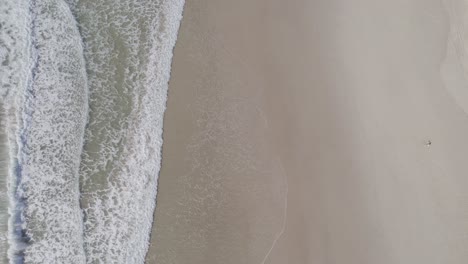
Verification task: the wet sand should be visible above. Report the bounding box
[147,0,468,263]
[145,0,288,262]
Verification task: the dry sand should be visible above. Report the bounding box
[147,0,468,263]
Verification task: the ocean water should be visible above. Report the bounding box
[0,0,184,263]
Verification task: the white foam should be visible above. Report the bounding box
[68,0,185,262]
[0,0,30,102]
[1,0,185,262]
[0,105,11,263]
[1,0,88,263]
[0,0,32,262]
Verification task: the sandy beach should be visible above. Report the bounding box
[147,0,468,263]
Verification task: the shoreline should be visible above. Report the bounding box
[148,0,468,263]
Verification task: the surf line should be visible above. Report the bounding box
[7,0,39,262]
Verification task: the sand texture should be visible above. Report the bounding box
[147,0,468,263]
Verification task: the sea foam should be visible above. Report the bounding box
[1,0,88,263]
[0,0,32,262]
[0,0,184,262]
[0,105,10,263]
[66,0,185,262]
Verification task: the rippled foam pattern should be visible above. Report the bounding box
[0,106,10,263]
[1,0,31,263]
[67,0,184,262]
[17,0,88,262]
[0,0,185,263]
